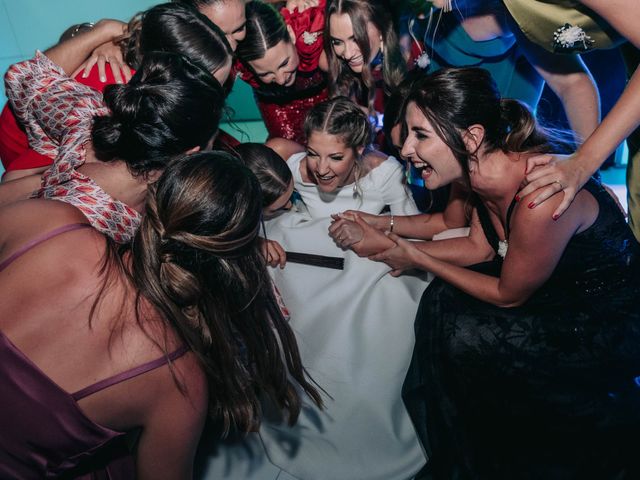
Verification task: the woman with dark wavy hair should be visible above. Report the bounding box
[0,151,321,478]
[358,67,640,478]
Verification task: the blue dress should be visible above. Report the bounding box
[423,13,545,109]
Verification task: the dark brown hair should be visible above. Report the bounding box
[325,0,405,113]
[92,51,224,177]
[406,67,561,186]
[128,151,322,433]
[120,2,232,75]
[235,1,289,63]
[233,143,292,208]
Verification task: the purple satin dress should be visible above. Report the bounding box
[0,223,187,478]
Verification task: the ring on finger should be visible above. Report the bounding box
[553,179,565,189]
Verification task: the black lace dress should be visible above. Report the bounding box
[403,179,640,479]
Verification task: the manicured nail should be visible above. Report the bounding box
[552,214,559,221]
[514,195,520,202]
[527,202,535,209]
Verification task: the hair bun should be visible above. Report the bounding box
[104,82,145,123]
[92,82,147,160]
[91,115,125,159]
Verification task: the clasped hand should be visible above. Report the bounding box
[329,211,392,256]
[368,233,423,277]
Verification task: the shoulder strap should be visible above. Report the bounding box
[72,346,190,401]
[505,197,518,239]
[0,223,92,273]
[474,197,500,254]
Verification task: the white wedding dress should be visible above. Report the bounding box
[197,153,430,480]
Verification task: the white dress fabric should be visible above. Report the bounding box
[288,152,421,218]
[197,153,429,480]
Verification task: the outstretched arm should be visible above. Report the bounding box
[341,182,470,240]
[371,191,591,306]
[45,19,126,77]
[518,0,640,218]
[508,13,600,145]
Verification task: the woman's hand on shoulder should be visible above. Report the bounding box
[72,38,132,84]
[516,153,590,220]
[496,186,590,305]
[261,238,287,268]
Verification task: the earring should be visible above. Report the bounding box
[442,0,453,12]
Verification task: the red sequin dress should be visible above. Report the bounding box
[4,52,140,243]
[237,0,328,144]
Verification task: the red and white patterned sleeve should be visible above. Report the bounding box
[4,51,107,168]
[4,52,140,244]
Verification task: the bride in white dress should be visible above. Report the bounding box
[197,97,429,480]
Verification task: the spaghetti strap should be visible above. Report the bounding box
[72,346,190,401]
[0,223,92,273]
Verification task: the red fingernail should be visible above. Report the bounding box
[528,202,535,209]
[514,195,520,202]
[552,214,559,221]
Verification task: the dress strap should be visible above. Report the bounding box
[475,196,518,254]
[0,223,92,273]
[475,198,500,254]
[72,346,190,401]
[505,197,518,238]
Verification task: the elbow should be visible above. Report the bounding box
[552,71,598,101]
[495,298,526,308]
[493,289,531,308]
[479,248,496,263]
[471,241,495,263]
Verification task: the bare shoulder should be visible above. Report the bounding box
[265,137,305,162]
[362,149,391,171]
[512,187,595,237]
[0,198,88,231]
[139,346,208,417]
[131,347,208,478]
[0,199,99,256]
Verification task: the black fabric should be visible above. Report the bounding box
[404,178,640,479]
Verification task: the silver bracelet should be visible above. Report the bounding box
[69,22,95,38]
